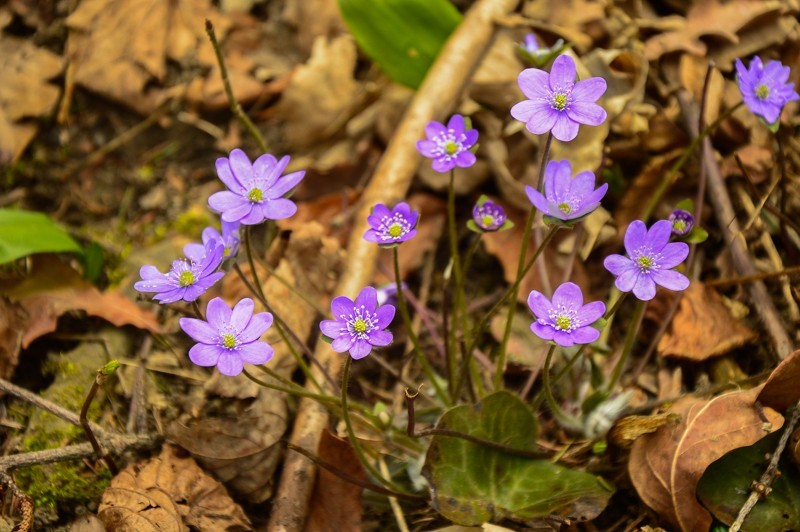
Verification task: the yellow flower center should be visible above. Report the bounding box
[178,270,196,287]
[248,188,263,203]
[222,333,237,349]
[353,318,368,334]
[556,315,572,330]
[755,84,770,99]
[444,141,459,155]
[388,223,403,238]
[481,215,495,227]
[673,220,686,232]
[553,93,568,110]
[558,202,571,215]
[637,256,652,269]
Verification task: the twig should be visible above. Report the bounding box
[687,60,714,270]
[0,473,33,532]
[0,378,107,438]
[734,154,800,236]
[268,1,521,529]
[80,361,121,474]
[730,402,800,531]
[0,434,160,473]
[707,265,800,288]
[126,334,153,434]
[677,90,793,358]
[204,20,268,153]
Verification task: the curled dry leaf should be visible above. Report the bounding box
[99,444,252,531]
[657,282,757,361]
[607,412,681,450]
[757,349,800,413]
[0,36,63,163]
[629,386,783,532]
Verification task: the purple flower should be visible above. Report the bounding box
[208,149,305,225]
[363,202,419,246]
[525,159,608,222]
[528,282,605,347]
[376,282,406,306]
[134,240,225,304]
[416,115,479,173]
[184,220,241,260]
[511,54,607,142]
[735,57,799,124]
[471,198,508,232]
[179,297,274,376]
[319,286,395,360]
[668,209,694,236]
[603,220,690,301]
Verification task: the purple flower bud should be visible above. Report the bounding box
[179,297,274,376]
[528,282,605,347]
[319,286,395,360]
[416,114,479,173]
[668,209,694,236]
[511,54,607,142]
[603,220,690,301]
[472,199,507,232]
[735,57,799,124]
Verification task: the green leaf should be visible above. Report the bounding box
[675,198,694,212]
[337,0,462,89]
[685,226,709,244]
[0,209,82,265]
[423,391,613,525]
[698,431,800,531]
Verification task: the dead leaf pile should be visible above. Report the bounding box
[99,444,252,531]
[629,387,783,531]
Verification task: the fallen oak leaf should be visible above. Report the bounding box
[629,386,783,532]
[757,349,800,413]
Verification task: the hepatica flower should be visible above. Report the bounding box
[363,202,419,246]
[135,240,224,304]
[416,114,478,173]
[320,286,395,360]
[668,209,694,236]
[468,196,512,233]
[528,282,605,347]
[179,297,274,376]
[517,34,565,67]
[184,220,241,260]
[526,159,607,223]
[511,54,607,142]
[735,56,799,125]
[208,149,305,225]
[604,220,690,301]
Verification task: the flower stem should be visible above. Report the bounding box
[642,101,743,221]
[80,362,120,474]
[461,234,482,277]
[606,298,646,392]
[243,367,339,406]
[446,169,469,400]
[341,357,408,493]
[540,345,578,427]
[393,247,451,406]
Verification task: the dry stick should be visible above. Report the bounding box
[267,1,521,528]
[707,264,800,288]
[677,90,793,358]
[126,334,153,434]
[0,377,107,439]
[80,362,121,474]
[0,434,159,473]
[735,154,800,236]
[0,473,33,532]
[204,20,268,153]
[730,402,800,532]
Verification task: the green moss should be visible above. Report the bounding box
[174,206,212,237]
[17,463,112,510]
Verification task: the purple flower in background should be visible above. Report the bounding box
[376,282,406,306]
[416,114,479,173]
[604,220,690,301]
[518,34,565,66]
[522,34,540,55]
[320,286,395,360]
[526,159,607,222]
[735,57,799,124]
[668,209,694,236]
[135,240,225,304]
[208,149,305,225]
[511,54,607,142]
[471,198,507,232]
[179,297,274,376]
[363,202,419,246]
[528,282,605,347]
[184,220,241,260]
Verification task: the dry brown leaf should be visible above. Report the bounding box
[0,255,161,350]
[643,0,786,63]
[720,144,773,184]
[489,309,547,374]
[276,35,361,149]
[615,148,683,232]
[629,387,783,532]
[304,430,367,532]
[0,297,25,379]
[608,412,681,450]
[522,0,606,52]
[282,0,347,54]
[99,444,252,531]
[0,36,63,163]
[657,282,757,361]
[757,349,800,412]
